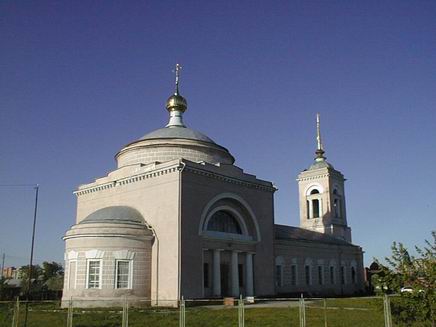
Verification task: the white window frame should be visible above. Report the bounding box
[115,259,133,289]
[68,260,77,290]
[86,259,102,289]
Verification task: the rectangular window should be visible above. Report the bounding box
[68,261,77,290]
[203,263,209,288]
[318,266,323,285]
[312,199,320,218]
[341,266,345,285]
[238,264,244,287]
[275,265,283,287]
[305,265,311,285]
[116,260,131,289]
[290,265,297,286]
[87,260,101,289]
[330,266,335,285]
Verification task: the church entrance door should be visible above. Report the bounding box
[220,263,231,297]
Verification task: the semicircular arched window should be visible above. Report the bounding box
[207,211,242,234]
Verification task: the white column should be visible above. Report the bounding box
[213,249,222,297]
[231,251,239,297]
[309,199,313,219]
[320,198,323,217]
[245,253,254,296]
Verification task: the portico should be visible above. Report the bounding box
[204,249,254,298]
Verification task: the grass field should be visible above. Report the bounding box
[0,297,390,327]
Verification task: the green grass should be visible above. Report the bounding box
[0,297,389,327]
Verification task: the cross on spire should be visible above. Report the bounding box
[173,63,182,95]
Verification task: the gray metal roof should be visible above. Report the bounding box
[274,224,353,246]
[140,126,215,144]
[308,160,334,170]
[80,206,144,224]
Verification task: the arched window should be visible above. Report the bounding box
[207,211,242,234]
[305,265,311,285]
[333,189,342,218]
[307,188,321,219]
[312,199,320,218]
[275,256,284,288]
[351,267,356,284]
[304,259,312,286]
[334,199,339,217]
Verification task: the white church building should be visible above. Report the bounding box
[62,67,365,307]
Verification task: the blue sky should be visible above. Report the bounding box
[0,1,435,268]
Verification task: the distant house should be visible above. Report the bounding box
[2,267,19,279]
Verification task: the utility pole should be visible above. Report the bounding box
[23,184,39,327]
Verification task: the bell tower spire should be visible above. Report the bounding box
[315,113,326,161]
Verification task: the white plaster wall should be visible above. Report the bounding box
[62,234,152,307]
[274,240,365,296]
[116,139,234,168]
[179,161,276,298]
[71,160,183,304]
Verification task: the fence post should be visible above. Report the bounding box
[323,298,328,327]
[11,297,20,327]
[122,296,129,327]
[66,297,73,327]
[179,296,185,327]
[238,295,245,327]
[383,294,392,327]
[299,294,306,327]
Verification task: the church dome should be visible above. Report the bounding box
[166,94,187,112]
[116,66,235,168]
[140,126,215,144]
[80,206,144,224]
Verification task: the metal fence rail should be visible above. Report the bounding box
[0,295,393,327]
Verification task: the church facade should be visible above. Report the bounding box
[62,70,364,307]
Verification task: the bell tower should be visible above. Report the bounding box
[297,114,352,242]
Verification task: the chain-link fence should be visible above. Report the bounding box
[0,295,395,327]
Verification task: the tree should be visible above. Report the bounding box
[374,231,436,326]
[42,261,64,292]
[19,262,64,299]
[19,264,43,296]
[41,261,63,281]
[0,277,8,300]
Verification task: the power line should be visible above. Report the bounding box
[0,184,38,187]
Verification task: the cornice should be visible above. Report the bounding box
[74,160,276,197]
[296,173,330,182]
[184,165,276,193]
[74,164,181,197]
